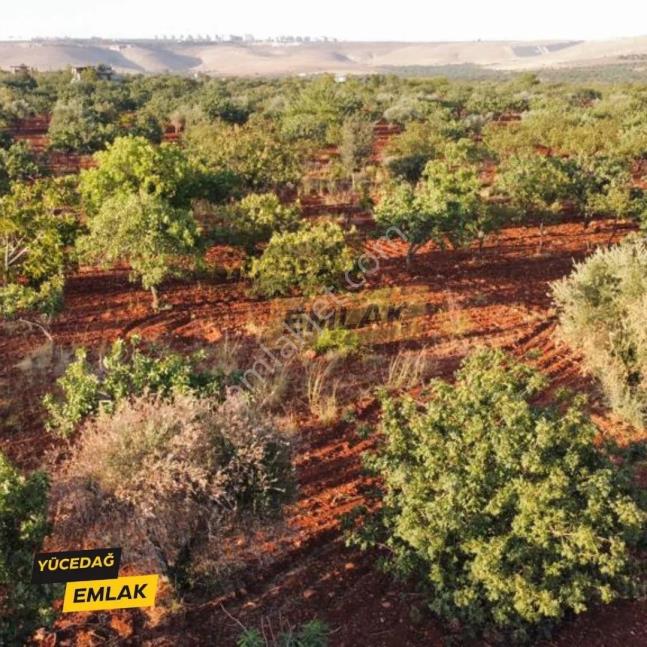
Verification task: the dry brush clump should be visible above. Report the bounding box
[552,236,647,429]
[50,392,295,589]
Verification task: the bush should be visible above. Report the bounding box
[247,222,354,297]
[312,328,360,358]
[552,236,647,429]
[0,452,56,644]
[349,348,644,641]
[44,338,226,437]
[54,393,294,583]
[238,619,329,647]
[211,192,300,252]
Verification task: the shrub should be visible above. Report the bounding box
[237,619,329,647]
[54,393,294,582]
[211,192,300,252]
[312,327,360,358]
[247,222,354,297]
[552,236,647,429]
[0,452,56,644]
[349,349,644,641]
[44,338,226,437]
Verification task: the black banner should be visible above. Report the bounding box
[32,548,122,584]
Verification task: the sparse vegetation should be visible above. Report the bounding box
[312,327,360,358]
[237,619,329,647]
[43,338,227,436]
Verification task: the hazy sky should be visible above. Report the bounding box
[2,0,646,41]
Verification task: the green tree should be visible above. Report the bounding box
[78,191,199,309]
[281,75,362,145]
[0,142,40,193]
[0,179,77,331]
[184,117,302,194]
[495,154,574,250]
[48,96,115,153]
[248,221,354,297]
[350,349,645,642]
[375,156,490,266]
[0,452,56,644]
[211,192,300,253]
[199,81,252,125]
[339,114,374,176]
[79,136,201,214]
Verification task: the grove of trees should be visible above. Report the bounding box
[1,66,647,645]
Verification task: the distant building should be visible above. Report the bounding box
[71,64,115,82]
[10,64,33,75]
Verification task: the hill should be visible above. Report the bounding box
[1,36,647,76]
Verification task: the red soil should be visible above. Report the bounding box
[3,216,646,646]
[3,118,646,646]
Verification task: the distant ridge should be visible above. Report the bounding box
[1,36,647,76]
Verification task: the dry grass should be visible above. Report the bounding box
[306,360,340,423]
[251,361,294,411]
[212,334,242,374]
[437,294,475,338]
[385,348,436,391]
